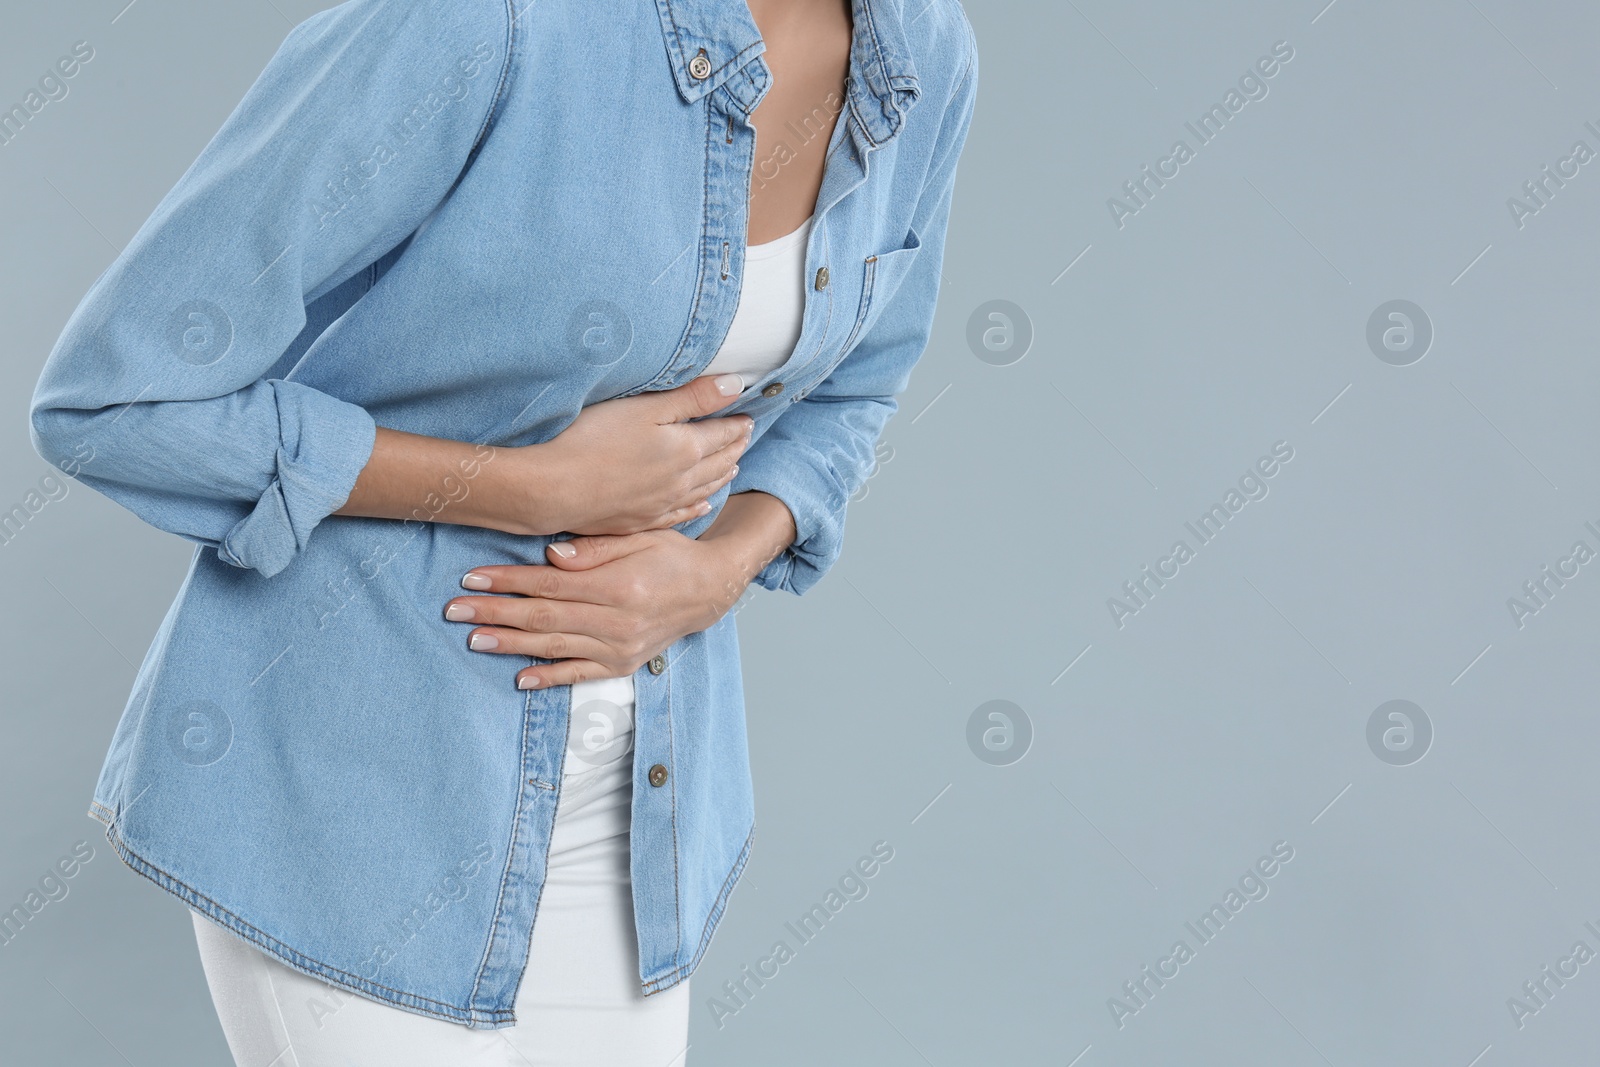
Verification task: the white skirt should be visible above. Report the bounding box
[190,674,690,1067]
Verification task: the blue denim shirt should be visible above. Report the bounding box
[29,0,977,1029]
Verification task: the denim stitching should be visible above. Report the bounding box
[787,211,840,398]
[664,642,684,986]
[623,89,716,399]
[99,822,510,1025]
[861,0,892,102]
[509,693,567,1016]
[640,820,755,994]
[470,0,517,160]
[838,255,879,361]
[658,0,690,80]
[468,683,540,1013]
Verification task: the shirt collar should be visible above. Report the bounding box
[652,0,921,147]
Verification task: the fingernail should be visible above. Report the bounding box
[548,541,577,559]
[445,603,476,622]
[698,500,712,515]
[462,572,492,590]
[469,633,499,651]
[518,674,542,690]
[714,373,745,396]
[730,464,739,477]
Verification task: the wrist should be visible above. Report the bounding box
[698,491,796,595]
[474,443,558,537]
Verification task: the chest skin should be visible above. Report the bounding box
[744,0,853,244]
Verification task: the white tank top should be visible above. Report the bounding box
[562,215,813,775]
[700,214,812,381]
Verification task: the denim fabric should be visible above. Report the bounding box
[29,0,977,1029]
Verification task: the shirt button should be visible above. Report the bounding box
[648,654,667,674]
[649,764,669,787]
[814,266,829,290]
[688,50,712,80]
[761,382,784,398]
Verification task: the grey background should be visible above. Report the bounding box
[3,0,1598,1064]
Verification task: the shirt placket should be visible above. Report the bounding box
[620,21,884,994]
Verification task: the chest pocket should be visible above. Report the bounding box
[795,225,923,400]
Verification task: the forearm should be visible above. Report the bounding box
[697,490,799,606]
[338,379,753,540]
[335,427,534,535]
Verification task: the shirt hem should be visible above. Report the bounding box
[86,803,518,1030]
[640,818,755,996]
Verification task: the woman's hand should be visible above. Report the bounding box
[445,492,799,688]
[338,374,754,538]
[524,373,754,537]
[445,530,740,687]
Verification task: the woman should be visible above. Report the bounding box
[29,0,977,1061]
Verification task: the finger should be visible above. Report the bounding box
[683,456,740,502]
[460,625,613,663]
[458,562,590,599]
[541,531,652,572]
[517,658,629,690]
[445,594,608,636]
[648,373,746,424]
[681,435,745,491]
[645,449,743,531]
[684,409,755,458]
[648,499,714,530]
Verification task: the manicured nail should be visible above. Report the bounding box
[517,674,542,689]
[445,603,476,622]
[469,633,499,651]
[714,373,745,396]
[548,541,577,559]
[462,572,492,590]
[698,500,712,515]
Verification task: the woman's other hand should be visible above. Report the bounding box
[444,530,738,686]
[521,373,754,537]
[445,491,797,687]
[336,374,753,538]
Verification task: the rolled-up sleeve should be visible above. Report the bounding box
[728,35,979,596]
[28,0,511,577]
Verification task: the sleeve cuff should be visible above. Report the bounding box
[217,384,377,577]
[727,436,851,596]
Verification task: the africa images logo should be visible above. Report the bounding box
[1106,41,1295,229]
